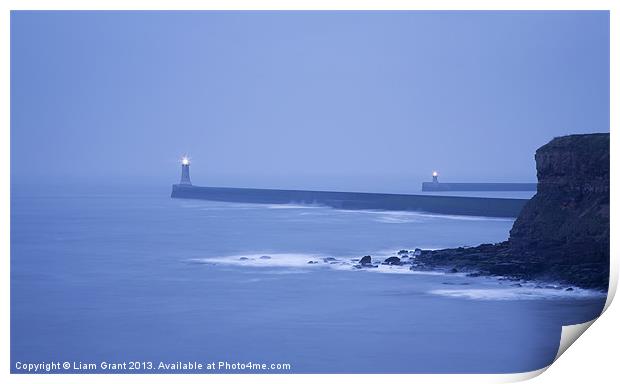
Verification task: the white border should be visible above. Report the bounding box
[1,1,616,384]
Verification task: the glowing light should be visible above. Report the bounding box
[432,171,438,177]
[181,156,190,165]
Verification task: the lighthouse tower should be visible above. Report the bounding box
[432,171,439,183]
[179,156,192,185]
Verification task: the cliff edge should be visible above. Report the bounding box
[417,133,610,290]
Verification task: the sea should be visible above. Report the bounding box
[10,187,607,374]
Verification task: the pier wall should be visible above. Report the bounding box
[171,185,529,218]
[421,182,537,192]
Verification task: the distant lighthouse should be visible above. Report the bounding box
[432,171,439,183]
[179,156,192,185]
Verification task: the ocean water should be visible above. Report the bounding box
[10,188,606,373]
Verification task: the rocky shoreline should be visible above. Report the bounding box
[343,249,593,293]
[396,134,610,291]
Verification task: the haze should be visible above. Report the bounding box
[11,11,609,193]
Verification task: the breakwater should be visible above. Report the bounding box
[422,182,537,192]
[171,185,528,218]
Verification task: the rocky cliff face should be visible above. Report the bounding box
[509,133,610,288]
[417,133,610,290]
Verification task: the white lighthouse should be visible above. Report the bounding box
[432,171,439,183]
[179,156,192,185]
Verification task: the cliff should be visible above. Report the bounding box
[417,133,610,290]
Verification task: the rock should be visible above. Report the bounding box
[259,255,271,260]
[565,287,574,291]
[307,260,318,264]
[397,250,409,255]
[359,255,372,265]
[449,268,458,273]
[323,257,336,263]
[239,257,249,261]
[383,256,401,265]
[411,134,609,290]
[509,133,609,289]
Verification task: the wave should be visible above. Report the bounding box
[429,286,606,301]
[189,253,606,300]
[369,265,447,275]
[179,199,513,223]
[374,214,424,224]
[335,209,514,223]
[189,252,449,277]
[189,253,328,268]
[265,204,325,209]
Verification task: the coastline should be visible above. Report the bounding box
[411,133,610,291]
[174,134,609,291]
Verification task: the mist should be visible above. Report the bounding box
[11,11,609,193]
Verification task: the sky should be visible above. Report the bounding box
[11,11,609,193]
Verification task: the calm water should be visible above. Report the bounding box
[11,188,606,373]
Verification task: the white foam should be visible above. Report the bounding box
[191,251,455,276]
[335,209,514,223]
[368,265,447,275]
[429,287,607,301]
[190,253,329,269]
[265,204,324,209]
[190,253,607,301]
[408,212,515,222]
[374,214,423,224]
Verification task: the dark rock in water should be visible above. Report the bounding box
[449,268,458,273]
[239,257,249,261]
[323,257,337,263]
[413,248,422,256]
[413,134,609,290]
[259,255,271,260]
[397,250,409,255]
[498,276,520,282]
[307,260,318,264]
[383,256,401,265]
[565,287,574,291]
[353,263,377,270]
[359,255,372,265]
